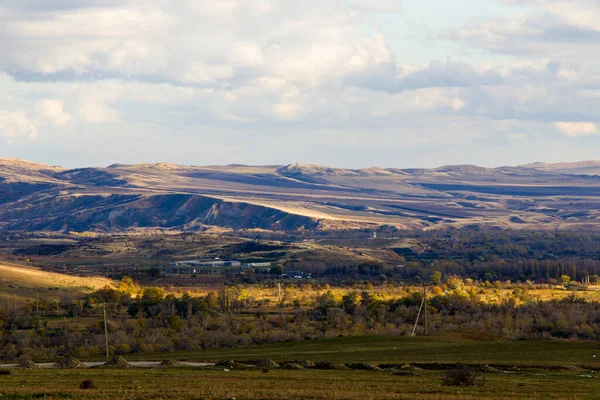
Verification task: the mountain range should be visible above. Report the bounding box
[3,158,600,232]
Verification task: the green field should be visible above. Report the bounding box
[1,363,599,400]
[119,335,600,368]
[0,336,593,399]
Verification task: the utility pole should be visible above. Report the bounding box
[423,283,428,336]
[277,282,282,303]
[103,303,109,360]
[411,295,425,337]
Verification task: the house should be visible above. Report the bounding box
[225,261,242,267]
[244,262,272,268]
[170,260,241,268]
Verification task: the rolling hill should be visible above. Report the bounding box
[520,160,600,176]
[3,158,600,232]
[0,261,114,303]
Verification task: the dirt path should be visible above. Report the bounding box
[0,361,214,369]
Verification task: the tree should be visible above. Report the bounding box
[341,291,359,315]
[560,275,571,285]
[205,292,219,310]
[270,265,283,275]
[360,291,372,307]
[316,291,337,312]
[147,268,162,279]
[127,302,140,317]
[166,315,183,331]
[432,271,442,285]
[141,287,165,306]
[118,277,136,295]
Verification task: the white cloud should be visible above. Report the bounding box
[186,0,240,15]
[273,101,305,120]
[0,1,400,91]
[554,121,598,137]
[507,133,527,142]
[403,88,465,112]
[179,62,234,84]
[448,1,600,63]
[77,88,120,123]
[346,0,402,12]
[36,99,72,126]
[232,42,264,66]
[2,1,600,168]
[0,110,38,141]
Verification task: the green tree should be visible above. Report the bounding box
[432,271,442,285]
[205,292,219,310]
[141,287,165,305]
[166,315,183,331]
[270,265,283,275]
[316,290,337,312]
[341,291,359,315]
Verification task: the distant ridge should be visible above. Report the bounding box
[3,157,600,232]
[433,165,494,175]
[0,158,64,184]
[277,163,404,177]
[520,160,600,176]
[6,157,600,175]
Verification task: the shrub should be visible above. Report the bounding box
[345,363,381,371]
[442,365,482,387]
[314,362,350,370]
[80,379,96,390]
[282,363,304,370]
[0,369,11,376]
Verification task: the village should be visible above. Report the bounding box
[168,259,271,273]
[167,259,312,280]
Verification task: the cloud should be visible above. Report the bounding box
[554,121,598,137]
[36,99,72,126]
[0,1,395,87]
[0,110,38,141]
[346,0,402,12]
[401,88,465,112]
[395,61,503,91]
[273,102,305,120]
[2,0,600,168]
[6,0,122,12]
[232,42,265,67]
[448,1,600,63]
[77,88,120,123]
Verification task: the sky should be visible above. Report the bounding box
[1,0,600,169]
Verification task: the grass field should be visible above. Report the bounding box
[119,335,600,368]
[2,337,600,399]
[0,361,598,399]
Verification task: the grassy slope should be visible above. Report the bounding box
[0,262,114,302]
